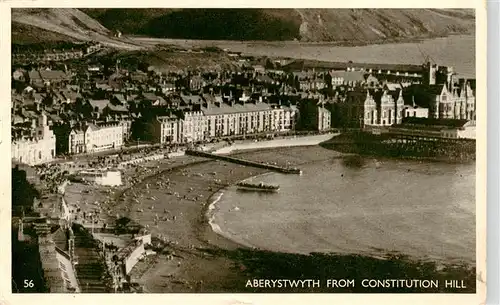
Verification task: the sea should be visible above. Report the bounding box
[233,35,476,78]
[204,35,477,264]
[210,157,476,264]
[137,34,476,78]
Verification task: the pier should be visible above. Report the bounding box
[322,132,476,162]
[185,149,302,174]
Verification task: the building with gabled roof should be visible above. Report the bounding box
[141,93,167,106]
[68,122,123,154]
[29,70,70,88]
[297,99,331,131]
[12,113,56,165]
[330,71,366,87]
[147,113,181,144]
[87,99,111,118]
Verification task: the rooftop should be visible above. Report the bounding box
[399,117,470,128]
[88,99,110,112]
[330,71,365,82]
[284,59,424,73]
[39,70,69,81]
[202,101,273,116]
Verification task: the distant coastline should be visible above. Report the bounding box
[127,32,472,49]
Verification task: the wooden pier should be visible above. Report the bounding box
[185,150,302,174]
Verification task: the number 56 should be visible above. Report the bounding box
[23,280,34,288]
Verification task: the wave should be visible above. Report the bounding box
[205,172,278,249]
[206,190,257,249]
[204,157,475,264]
[207,191,225,236]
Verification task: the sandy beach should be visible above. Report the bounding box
[63,139,476,293]
[63,142,342,292]
[118,146,341,292]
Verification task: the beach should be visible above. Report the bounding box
[117,145,343,292]
[63,141,342,292]
[63,140,476,293]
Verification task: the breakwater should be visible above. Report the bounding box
[185,150,302,174]
[321,132,476,163]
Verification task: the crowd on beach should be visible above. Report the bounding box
[23,134,326,292]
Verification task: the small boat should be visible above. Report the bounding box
[236,182,280,192]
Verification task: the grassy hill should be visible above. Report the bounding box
[82,8,475,42]
[11,8,141,50]
[295,8,475,42]
[11,22,79,44]
[113,48,239,73]
[12,8,475,46]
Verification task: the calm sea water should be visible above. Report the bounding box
[211,158,476,264]
[220,35,476,78]
[139,35,475,77]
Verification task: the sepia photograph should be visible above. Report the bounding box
[8,6,484,298]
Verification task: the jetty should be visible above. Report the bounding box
[185,150,302,174]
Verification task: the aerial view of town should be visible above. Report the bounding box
[11,8,478,294]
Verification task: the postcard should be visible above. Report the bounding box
[1,1,487,305]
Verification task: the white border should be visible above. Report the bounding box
[487,1,499,304]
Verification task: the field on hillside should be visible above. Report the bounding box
[11,8,141,50]
[112,49,239,73]
[12,23,79,44]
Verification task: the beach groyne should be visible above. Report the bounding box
[185,150,302,174]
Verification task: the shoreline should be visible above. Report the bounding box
[129,33,472,49]
[117,145,341,292]
[199,152,476,262]
[201,171,278,252]
[63,142,476,293]
[185,147,475,293]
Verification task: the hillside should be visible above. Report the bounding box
[12,8,475,47]
[295,9,475,43]
[11,8,141,50]
[111,47,240,73]
[11,22,79,44]
[82,8,475,42]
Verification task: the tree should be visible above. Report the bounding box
[115,216,132,234]
[42,95,54,107]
